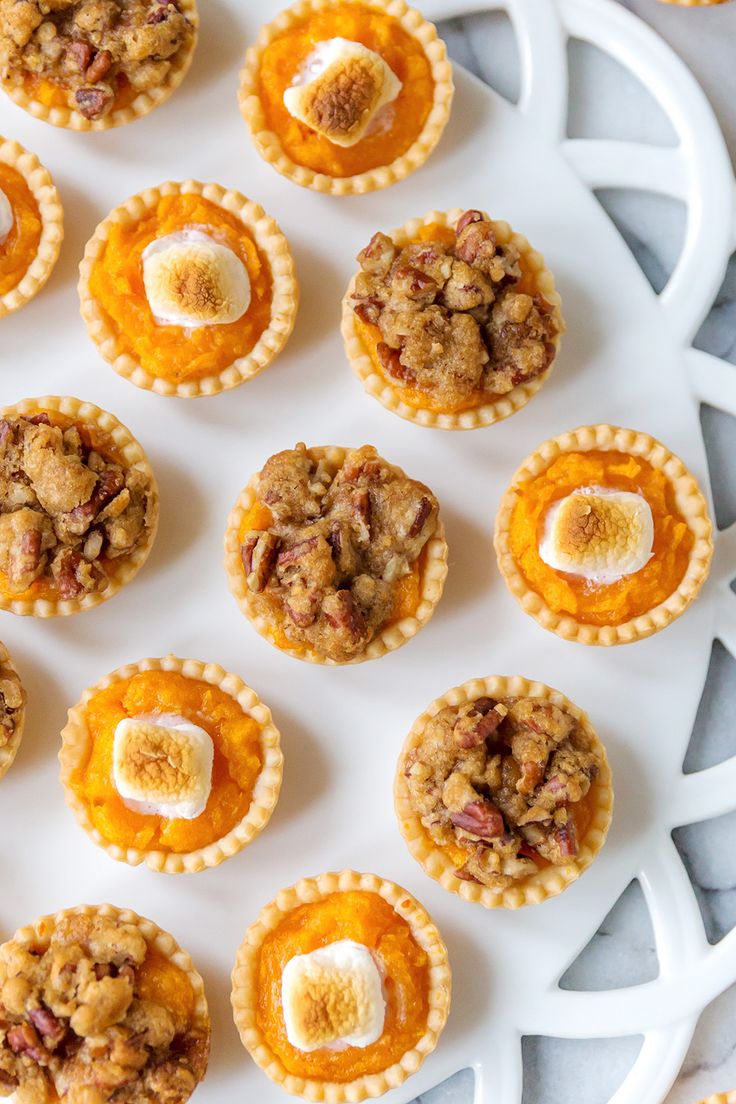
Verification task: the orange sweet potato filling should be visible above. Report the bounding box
[22,71,139,112]
[257,3,434,178]
[69,670,264,854]
[0,162,42,296]
[88,194,273,384]
[509,450,694,626]
[257,890,429,1080]
[137,950,195,1029]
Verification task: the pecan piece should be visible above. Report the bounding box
[75,86,113,119]
[376,341,415,383]
[66,39,94,70]
[553,820,578,859]
[357,231,397,277]
[352,489,371,542]
[277,536,318,568]
[86,48,113,83]
[352,296,383,325]
[29,1006,66,1049]
[52,549,101,599]
[456,209,485,234]
[8,1023,50,1064]
[241,531,279,592]
[450,799,505,840]
[323,589,365,638]
[454,703,508,749]
[407,496,432,539]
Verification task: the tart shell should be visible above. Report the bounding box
[494,424,714,646]
[238,0,454,196]
[698,1095,736,1103]
[395,675,614,909]
[0,137,63,319]
[0,396,159,617]
[0,642,26,782]
[78,180,299,397]
[0,0,199,132]
[224,445,449,665]
[230,869,451,1102]
[58,655,284,874]
[341,208,564,430]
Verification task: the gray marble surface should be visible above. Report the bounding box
[414,3,736,1103]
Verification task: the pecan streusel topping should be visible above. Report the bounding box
[0,913,208,1102]
[240,444,440,663]
[404,696,600,889]
[351,210,560,409]
[0,658,23,753]
[0,0,194,120]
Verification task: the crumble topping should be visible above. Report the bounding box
[0,413,155,601]
[539,488,654,582]
[0,913,208,1102]
[0,0,194,120]
[240,443,439,663]
[404,696,600,889]
[0,659,23,753]
[351,209,560,409]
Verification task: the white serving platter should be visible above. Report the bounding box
[1,1,735,1102]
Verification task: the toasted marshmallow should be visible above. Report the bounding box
[142,229,250,328]
[281,940,385,1052]
[113,713,214,820]
[539,487,654,583]
[283,38,402,147]
[0,187,13,246]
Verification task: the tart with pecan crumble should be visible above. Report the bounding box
[231,870,451,1101]
[395,676,613,909]
[60,655,283,873]
[342,208,563,429]
[0,0,198,130]
[239,0,453,195]
[224,443,448,664]
[79,181,298,397]
[0,397,158,617]
[494,425,713,645]
[0,643,25,782]
[0,903,210,1102]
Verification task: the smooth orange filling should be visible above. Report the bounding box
[257,890,429,1080]
[508,450,693,626]
[137,950,195,1030]
[0,162,42,297]
[68,670,264,854]
[257,3,434,178]
[88,194,273,384]
[22,71,139,113]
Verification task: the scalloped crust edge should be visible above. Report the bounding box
[78,180,299,397]
[238,0,454,196]
[58,655,284,874]
[698,1094,736,1104]
[658,0,730,6]
[0,137,63,318]
[395,675,614,909]
[230,869,451,1102]
[0,0,198,132]
[0,642,26,782]
[341,207,564,429]
[493,424,714,646]
[0,396,159,617]
[224,445,449,665]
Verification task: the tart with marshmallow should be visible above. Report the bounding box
[494,425,713,645]
[79,181,298,397]
[239,0,454,195]
[0,136,63,318]
[59,656,283,873]
[231,870,451,1101]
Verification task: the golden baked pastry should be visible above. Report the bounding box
[59,655,283,873]
[0,903,210,1102]
[0,137,63,318]
[239,0,453,195]
[659,0,731,5]
[494,424,713,645]
[224,443,448,664]
[0,396,158,617]
[0,642,25,782]
[697,1095,736,1104]
[0,0,198,130]
[231,870,451,1102]
[395,675,613,908]
[79,180,298,397]
[342,208,563,428]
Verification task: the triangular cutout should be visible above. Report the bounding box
[440,11,520,104]
[559,880,658,991]
[699,403,736,531]
[416,1067,474,1102]
[522,1035,643,1104]
[683,641,736,774]
[673,813,736,945]
[592,189,685,294]
[694,257,736,372]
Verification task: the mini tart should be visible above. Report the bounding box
[224,443,449,665]
[238,0,454,195]
[59,655,283,874]
[698,1095,736,1103]
[494,425,714,645]
[0,137,63,318]
[79,180,298,397]
[0,902,210,1103]
[0,642,25,781]
[231,869,451,1102]
[342,208,564,430]
[0,0,198,132]
[395,675,613,909]
[0,396,158,617]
